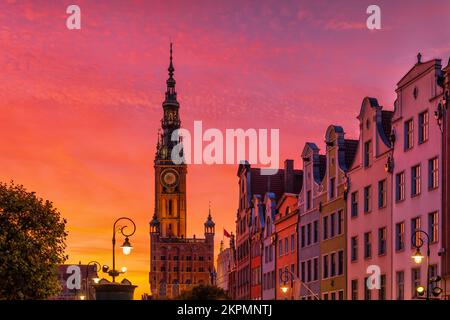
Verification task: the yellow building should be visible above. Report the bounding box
[318,125,357,300]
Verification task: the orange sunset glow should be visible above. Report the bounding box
[1,0,449,299]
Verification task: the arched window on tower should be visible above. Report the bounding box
[168,200,173,216]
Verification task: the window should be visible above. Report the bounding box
[351,192,358,217]
[301,226,306,248]
[338,290,344,300]
[351,280,358,300]
[269,244,273,261]
[351,236,358,261]
[278,240,283,256]
[313,220,319,243]
[307,260,312,282]
[396,271,405,300]
[428,157,439,189]
[168,199,173,215]
[329,177,335,199]
[379,275,386,300]
[306,191,312,210]
[411,165,421,196]
[265,246,269,263]
[284,238,289,254]
[323,293,329,300]
[291,234,295,252]
[337,210,343,235]
[395,222,405,251]
[323,216,328,240]
[338,250,344,275]
[364,186,371,213]
[411,268,421,298]
[418,111,429,144]
[364,232,372,259]
[364,277,371,300]
[323,255,329,279]
[378,227,387,256]
[278,269,283,286]
[364,140,371,167]
[313,257,319,281]
[378,179,387,208]
[396,172,405,201]
[411,217,421,248]
[404,119,414,150]
[330,213,336,238]
[301,261,306,282]
[428,211,439,243]
[307,223,312,246]
[331,292,336,300]
[330,252,336,277]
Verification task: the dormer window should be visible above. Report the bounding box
[364,140,372,167]
[329,177,335,199]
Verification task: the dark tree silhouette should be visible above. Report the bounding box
[176,284,229,300]
[0,181,68,300]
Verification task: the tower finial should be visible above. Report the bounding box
[168,42,174,78]
[164,42,178,104]
[208,200,211,217]
[417,52,422,64]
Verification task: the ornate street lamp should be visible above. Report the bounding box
[110,217,136,282]
[279,269,319,300]
[411,229,438,300]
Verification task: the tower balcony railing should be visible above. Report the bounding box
[158,237,207,243]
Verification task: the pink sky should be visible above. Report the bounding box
[1,0,449,298]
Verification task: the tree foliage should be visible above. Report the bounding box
[176,284,230,300]
[0,181,68,300]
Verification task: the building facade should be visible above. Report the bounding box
[149,45,215,299]
[319,126,357,300]
[54,264,99,300]
[261,192,277,300]
[227,53,450,301]
[250,194,264,300]
[216,241,233,293]
[298,143,325,299]
[274,193,300,299]
[346,97,393,300]
[442,58,450,299]
[391,55,444,300]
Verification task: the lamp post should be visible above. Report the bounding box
[111,217,136,282]
[86,261,102,300]
[279,269,320,300]
[411,229,430,300]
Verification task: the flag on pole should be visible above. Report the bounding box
[223,228,231,238]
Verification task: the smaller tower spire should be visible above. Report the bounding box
[168,42,174,78]
[164,42,178,105]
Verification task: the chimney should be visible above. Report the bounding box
[284,159,294,193]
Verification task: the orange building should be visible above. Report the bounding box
[274,193,300,299]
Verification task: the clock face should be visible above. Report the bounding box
[161,169,179,189]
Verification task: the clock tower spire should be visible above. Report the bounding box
[153,43,187,238]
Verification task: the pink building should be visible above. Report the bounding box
[261,192,277,300]
[391,55,444,300]
[346,97,394,300]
